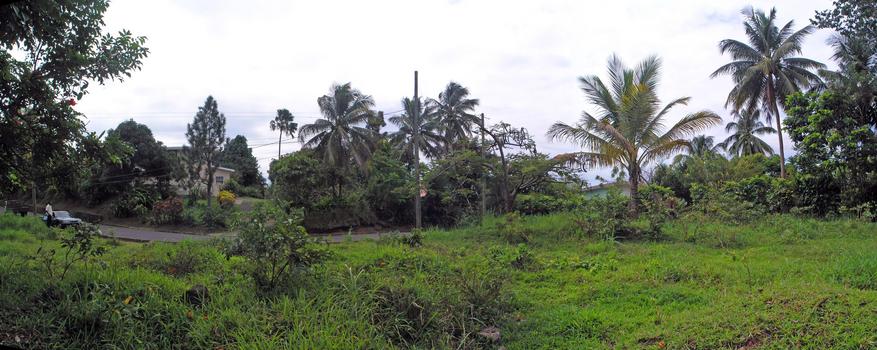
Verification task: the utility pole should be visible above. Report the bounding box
[480,113,487,218]
[414,71,422,229]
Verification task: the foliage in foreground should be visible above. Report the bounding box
[3,211,877,349]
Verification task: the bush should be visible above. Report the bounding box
[111,188,157,218]
[573,189,629,240]
[182,202,233,228]
[227,203,329,291]
[127,241,224,276]
[690,183,764,224]
[217,190,236,208]
[31,223,106,280]
[637,185,684,239]
[148,197,183,225]
[514,193,576,215]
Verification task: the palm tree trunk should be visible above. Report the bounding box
[766,82,786,178]
[628,165,640,217]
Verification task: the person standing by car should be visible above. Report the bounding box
[45,202,54,226]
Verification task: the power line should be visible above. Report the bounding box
[79,109,408,120]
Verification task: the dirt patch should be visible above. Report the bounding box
[737,330,770,350]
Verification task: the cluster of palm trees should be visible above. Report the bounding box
[548,7,827,214]
[288,81,481,177]
[710,7,825,177]
[267,6,829,219]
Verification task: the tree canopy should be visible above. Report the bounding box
[0,0,149,195]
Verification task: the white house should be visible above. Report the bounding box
[166,146,235,196]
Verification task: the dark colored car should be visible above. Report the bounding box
[43,211,83,228]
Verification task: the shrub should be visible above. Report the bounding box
[182,202,233,228]
[638,185,684,239]
[574,189,629,240]
[690,183,764,224]
[515,193,565,215]
[111,187,157,218]
[217,190,236,208]
[32,223,106,280]
[838,202,877,222]
[372,285,439,345]
[148,197,183,225]
[227,203,329,291]
[127,241,223,276]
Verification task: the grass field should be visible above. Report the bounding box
[1,212,877,349]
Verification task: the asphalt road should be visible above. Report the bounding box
[99,224,406,243]
[99,225,214,242]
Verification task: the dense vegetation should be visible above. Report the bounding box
[3,207,877,349]
[2,0,877,348]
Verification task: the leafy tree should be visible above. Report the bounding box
[82,120,174,203]
[228,203,328,291]
[548,55,721,215]
[268,150,332,209]
[431,82,480,153]
[813,0,877,43]
[717,108,777,157]
[0,0,148,197]
[298,83,375,195]
[786,91,877,214]
[185,96,227,208]
[481,122,545,212]
[423,150,486,226]
[221,135,263,189]
[711,7,825,178]
[365,142,414,224]
[389,97,444,165]
[500,153,568,213]
[269,109,297,159]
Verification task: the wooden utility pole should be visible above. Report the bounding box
[480,113,487,218]
[414,71,422,229]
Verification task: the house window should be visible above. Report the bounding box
[216,175,224,184]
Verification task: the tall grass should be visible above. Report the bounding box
[2,211,877,348]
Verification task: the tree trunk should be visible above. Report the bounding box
[206,162,214,208]
[627,166,640,217]
[766,82,786,178]
[498,146,512,214]
[32,180,37,215]
[278,130,282,159]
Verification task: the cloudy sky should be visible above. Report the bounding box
[77,0,838,182]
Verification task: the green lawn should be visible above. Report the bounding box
[1,212,877,349]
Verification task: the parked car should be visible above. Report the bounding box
[43,211,83,228]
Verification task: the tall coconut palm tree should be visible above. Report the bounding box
[298,83,375,172]
[711,7,825,178]
[673,135,721,164]
[389,97,445,165]
[548,55,721,215]
[718,108,776,157]
[820,35,877,106]
[269,108,297,159]
[431,82,479,153]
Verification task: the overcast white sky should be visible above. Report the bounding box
[76,0,838,182]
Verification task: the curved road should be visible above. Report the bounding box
[99,224,405,243]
